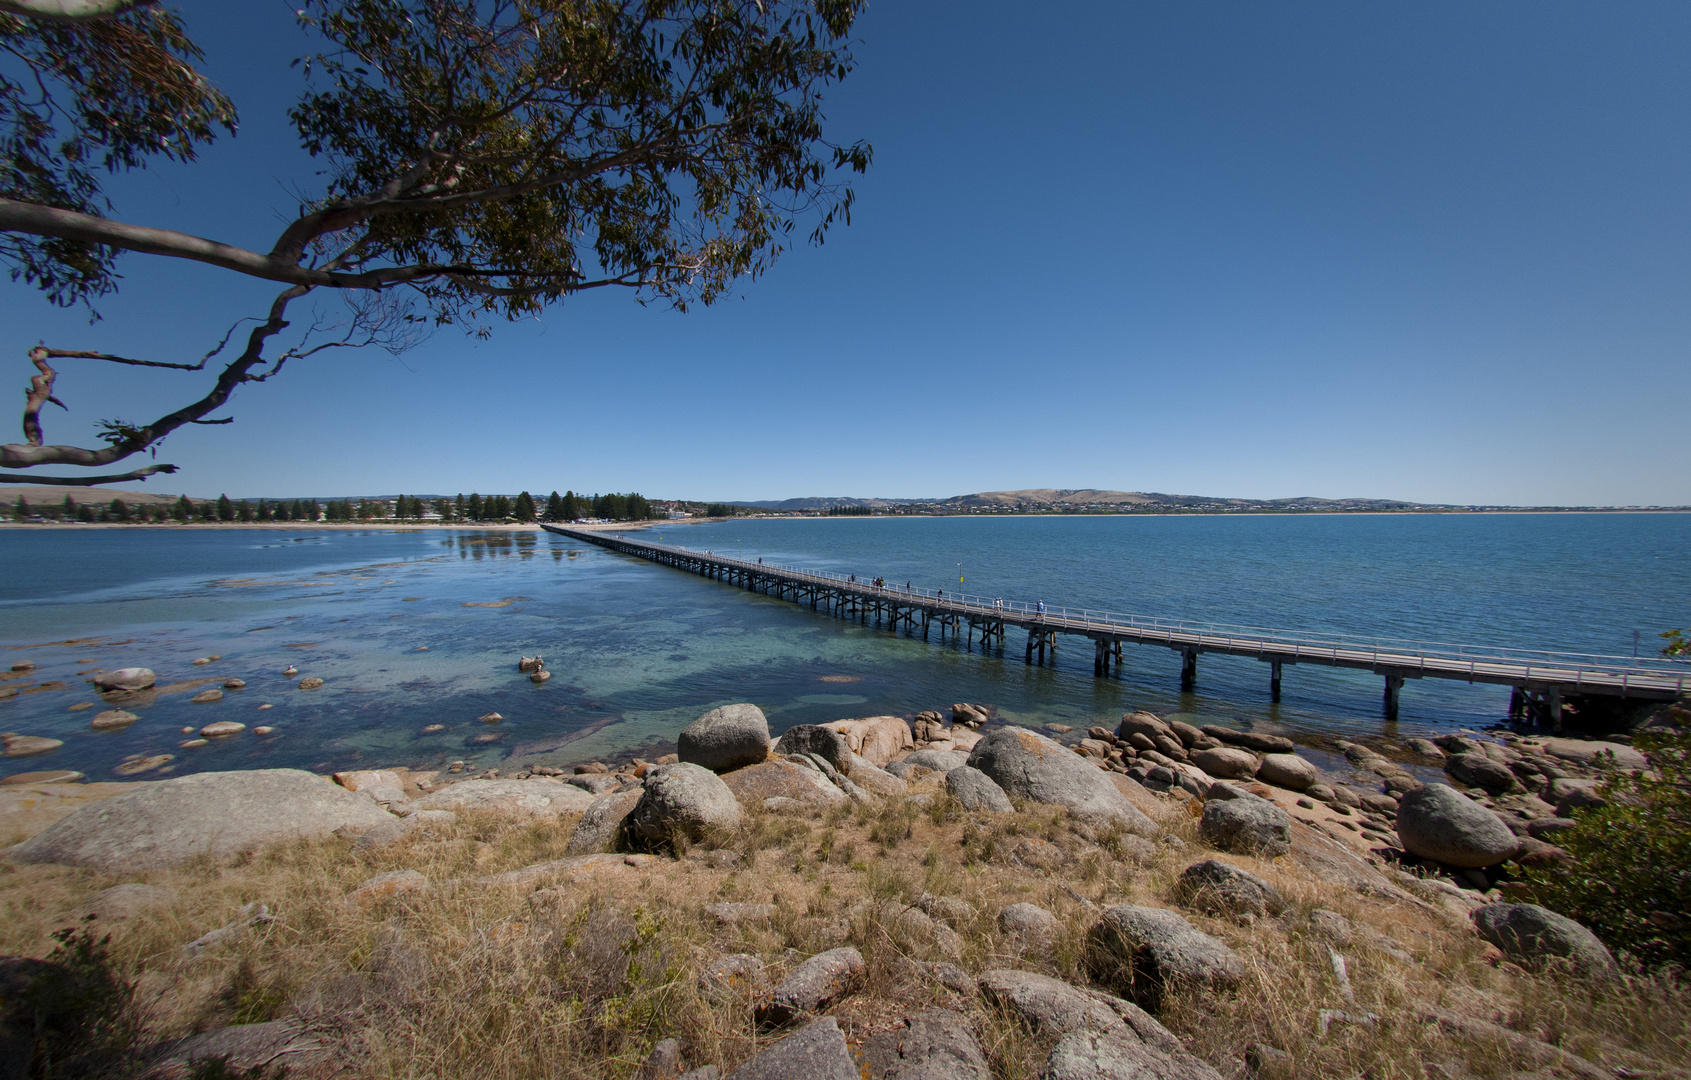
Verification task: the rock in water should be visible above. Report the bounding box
[1256,753,1318,791]
[755,948,865,1027]
[92,667,155,692]
[678,704,771,773]
[1395,784,1519,868]
[1199,794,1291,856]
[1,735,62,758]
[967,728,1158,836]
[1174,859,1285,920]
[199,721,245,737]
[726,1016,858,1080]
[628,762,742,843]
[947,766,1014,812]
[8,768,395,871]
[563,790,642,855]
[90,709,140,731]
[1471,903,1616,977]
[1086,905,1246,1010]
[297,676,324,690]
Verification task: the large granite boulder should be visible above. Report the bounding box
[1199,793,1291,856]
[627,762,741,843]
[820,716,913,767]
[905,748,972,773]
[1116,711,1173,742]
[1086,905,1246,1010]
[1395,784,1518,868]
[678,704,771,773]
[1472,903,1616,977]
[968,728,1157,835]
[7,769,395,871]
[946,766,1013,812]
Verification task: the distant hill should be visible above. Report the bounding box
[0,486,178,507]
[726,488,1435,513]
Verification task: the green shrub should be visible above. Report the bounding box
[1524,728,1691,972]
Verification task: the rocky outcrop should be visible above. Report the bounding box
[1472,903,1616,977]
[411,778,596,817]
[678,704,771,773]
[8,768,395,871]
[946,766,1013,812]
[968,728,1157,836]
[1394,784,1518,868]
[1086,905,1245,1010]
[628,763,742,844]
[772,725,854,769]
[906,748,971,773]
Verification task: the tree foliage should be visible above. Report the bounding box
[0,0,869,485]
[1523,727,1691,972]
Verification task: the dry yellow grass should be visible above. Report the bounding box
[0,784,1685,1079]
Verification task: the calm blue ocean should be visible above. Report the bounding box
[1,514,1686,783]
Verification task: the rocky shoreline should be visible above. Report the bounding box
[1,697,1680,1079]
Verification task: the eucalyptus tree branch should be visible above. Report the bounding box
[0,0,151,20]
[38,348,208,371]
[0,463,176,485]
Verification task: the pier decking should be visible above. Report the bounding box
[542,524,1688,723]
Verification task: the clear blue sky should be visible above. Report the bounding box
[4,1,1689,504]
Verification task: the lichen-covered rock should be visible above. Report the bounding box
[411,779,595,818]
[907,748,972,773]
[968,728,1157,836]
[754,948,865,1027]
[1472,903,1616,977]
[998,902,1059,945]
[628,762,742,843]
[946,766,1013,812]
[727,1016,858,1080]
[1395,784,1519,868]
[720,759,848,806]
[678,704,771,773]
[1199,794,1291,856]
[1086,905,1245,1009]
[860,1009,989,1080]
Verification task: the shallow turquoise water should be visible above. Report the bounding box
[0,514,1686,782]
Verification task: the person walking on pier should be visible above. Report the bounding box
[1036,600,1045,619]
